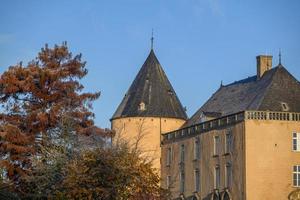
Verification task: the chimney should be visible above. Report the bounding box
[256,55,272,79]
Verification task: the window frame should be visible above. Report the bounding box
[214,135,220,156]
[166,147,172,166]
[292,132,300,152]
[225,163,232,188]
[180,144,185,163]
[166,175,171,189]
[179,170,185,193]
[293,165,300,187]
[194,137,200,160]
[194,169,200,192]
[225,131,233,154]
[214,165,220,189]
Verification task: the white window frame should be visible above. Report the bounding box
[166,147,172,166]
[225,131,233,154]
[194,137,200,160]
[214,135,220,156]
[293,165,300,187]
[194,169,200,192]
[225,163,232,188]
[293,132,300,151]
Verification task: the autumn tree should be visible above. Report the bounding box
[56,142,170,200]
[0,42,106,182]
[15,121,168,200]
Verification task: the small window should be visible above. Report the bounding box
[166,147,172,166]
[215,165,220,189]
[214,136,220,156]
[293,133,300,151]
[225,131,233,154]
[180,144,185,163]
[226,163,232,188]
[167,175,171,189]
[180,170,185,193]
[293,165,300,187]
[194,138,200,160]
[138,102,146,111]
[194,169,200,192]
[281,102,289,111]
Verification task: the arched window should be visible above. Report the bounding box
[223,191,231,200]
[191,196,198,200]
[211,190,221,200]
[221,190,232,200]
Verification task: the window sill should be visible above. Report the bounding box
[292,150,300,152]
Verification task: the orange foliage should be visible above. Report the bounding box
[0,42,106,181]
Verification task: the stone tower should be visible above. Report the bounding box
[111,49,187,170]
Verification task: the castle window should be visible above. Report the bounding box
[138,102,146,111]
[226,163,232,188]
[281,102,289,111]
[180,170,185,193]
[215,165,220,189]
[214,136,220,156]
[225,131,233,154]
[293,132,300,151]
[166,147,172,166]
[180,144,185,163]
[194,169,200,192]
[167,175,171,189]
[194,138,200,160]
[293,165,300,187]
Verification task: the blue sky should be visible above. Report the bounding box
[1,0,300,128]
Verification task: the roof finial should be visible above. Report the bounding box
[220,80,223,87]
[151,29,154,50]
[279,48,282,65]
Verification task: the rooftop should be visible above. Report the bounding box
[184,64,300,127]
[111,49,187,120]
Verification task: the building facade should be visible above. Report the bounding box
[161,56,300,199]
[161,111,300,199]
[111,48,300,199]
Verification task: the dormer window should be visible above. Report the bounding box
[167,89,173,95]
[138,102,146,111]
[281,102,289,111]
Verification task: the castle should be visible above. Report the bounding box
[111,46,300,200]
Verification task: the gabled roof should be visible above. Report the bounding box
[111,49,187,120]
[184,65,300,127]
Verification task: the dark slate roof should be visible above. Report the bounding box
[111,49,187,120]
[184,65,300,127]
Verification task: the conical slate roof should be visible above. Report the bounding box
[111,49,187,120]
[184,65,300,127]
